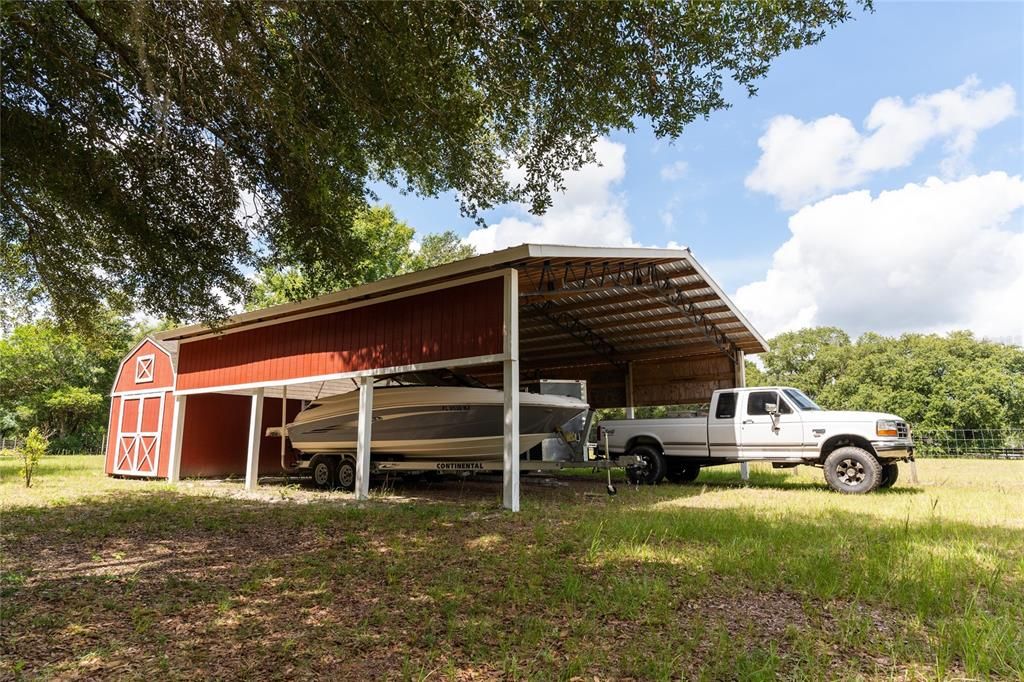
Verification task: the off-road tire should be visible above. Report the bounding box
[879,462,899,489]
[625,444,666,485]
[336,457,357,492]
[310,456,336,490]
[823,447,882,494]
[665,461,701,484]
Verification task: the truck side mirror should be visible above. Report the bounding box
[765,403,778,415]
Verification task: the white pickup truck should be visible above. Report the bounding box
[598,386,914,493]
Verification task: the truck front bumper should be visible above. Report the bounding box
[871,439,915,460]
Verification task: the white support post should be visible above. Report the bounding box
[280,385,288,468]
[734,349,749,481]
[503,270,520,512]
[167,395,187,482]
[624,361,636,419]
[244,388,265,491]
[355,375,373,500]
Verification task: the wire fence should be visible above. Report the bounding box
[911,429,1024,460]
[2,431,1023,459]
[0,437,106,456]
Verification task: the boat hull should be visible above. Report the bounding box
[285,386,588,460]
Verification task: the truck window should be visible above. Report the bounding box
[715,392,737,419]
[747,391,792,415]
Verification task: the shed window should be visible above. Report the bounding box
[135,354,155,383]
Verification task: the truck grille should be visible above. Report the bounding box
[897,421,909,439]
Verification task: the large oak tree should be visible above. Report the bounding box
[2,0,868,328]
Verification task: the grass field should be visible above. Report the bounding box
[2,456,1022,680]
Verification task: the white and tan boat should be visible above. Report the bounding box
[282,386,588,460]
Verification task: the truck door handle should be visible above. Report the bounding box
[742,419,754,424]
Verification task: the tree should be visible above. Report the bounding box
[408,231,477,272]
[748,327,1024,431]
[0,313,136,448]
[749,326,852,396]
[247,209,476,309]
[3,1,869,328]
[18,427,48,488]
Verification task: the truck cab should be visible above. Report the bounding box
[599,386,914,494]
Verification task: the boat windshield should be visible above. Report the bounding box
[783,388,822,411]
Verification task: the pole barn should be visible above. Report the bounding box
[105,245,768,511]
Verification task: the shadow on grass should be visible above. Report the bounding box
[2,483,1021,680]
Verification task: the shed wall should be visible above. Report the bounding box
[176,279,504,392]
[179,394,303,478]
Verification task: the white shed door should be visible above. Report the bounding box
[113,394,164,476]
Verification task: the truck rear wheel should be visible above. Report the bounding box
[823,447,881,494]
[625,444,666,485]
[666,461,701,484]
[879,462,899,489]
[310,456,336,490]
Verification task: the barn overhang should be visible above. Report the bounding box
[142,244,767,512]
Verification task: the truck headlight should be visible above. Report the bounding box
[876,419,899,437]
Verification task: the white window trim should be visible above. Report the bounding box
[135,354,155,384]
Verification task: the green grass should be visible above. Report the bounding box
[2,455,1022,680]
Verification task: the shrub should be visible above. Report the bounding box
[19,428,48,488]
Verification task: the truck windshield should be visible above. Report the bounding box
[783,388,822,411]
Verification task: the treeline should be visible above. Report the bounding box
[0,313,146,451]
[747,327,1024,431]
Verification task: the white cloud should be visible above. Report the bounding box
[734,172,1024,340]
[746,78,1017,208]
[465,138,638,253]
[660,160,689,181]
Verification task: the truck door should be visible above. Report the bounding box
[707,391,741,458]
[739,390,804,459]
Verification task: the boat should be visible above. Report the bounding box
[281,385,589,460]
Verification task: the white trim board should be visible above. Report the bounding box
[172,352,508,396]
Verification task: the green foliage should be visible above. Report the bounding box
[751,328,1024,430]
[2,0,867,328]
[18,427,47,487]
[0,313,137,447]
[247,208,476,309]
[407,231,477,273]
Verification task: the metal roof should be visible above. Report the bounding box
[157,245,767,375]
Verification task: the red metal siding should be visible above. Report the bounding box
[176,279,504,391]
[179,394,302,478]
[114,340,174,393]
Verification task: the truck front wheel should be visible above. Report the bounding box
[625,444,666,485]
[823,447,882,494]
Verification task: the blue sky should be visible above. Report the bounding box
[374,2,1024,342]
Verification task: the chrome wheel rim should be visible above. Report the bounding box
[338,464,354,488]
[836,458,865,486]
[314,463,330,486]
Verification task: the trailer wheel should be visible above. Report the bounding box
[879,462,899,489]
[310,456,336,490]
[666,461,701,484]
[336,458,357,492]
[625,444,666,485]
[823,447,881,494]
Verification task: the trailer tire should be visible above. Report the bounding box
[310,456,336,490]
[336,457,357,492]
[666,461,701,484]
[625,444,666,485]
[879,462,899,489]
[823,447,881,494]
